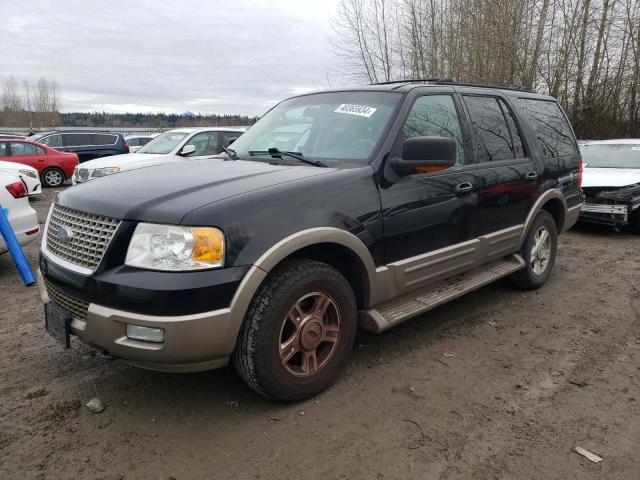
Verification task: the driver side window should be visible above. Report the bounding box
[402,95,465,166]
[186,132,219,156]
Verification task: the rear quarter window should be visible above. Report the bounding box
[91,134,118,146]
[64,134,92,147]
[517,99,578,158]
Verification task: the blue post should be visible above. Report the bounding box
[0,204,36,286]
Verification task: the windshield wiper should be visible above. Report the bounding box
[222,145,238,160]
[248,148,327,167]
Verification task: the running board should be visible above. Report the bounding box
[359,254,525,333]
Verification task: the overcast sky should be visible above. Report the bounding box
[1,0,346,116]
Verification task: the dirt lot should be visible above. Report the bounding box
[1,186,639,480]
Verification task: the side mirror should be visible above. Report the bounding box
[227,137,238,145]
[180,144,197,156]
[392,136,457,176]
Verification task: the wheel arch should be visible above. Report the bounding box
[222,228,378,360]
[254,228,376,309]
[519,190,567,248]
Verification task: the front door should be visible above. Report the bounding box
[380,93,479,294]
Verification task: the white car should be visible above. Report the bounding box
[580,139,640,232]
[0,161,42,196]
[0,170,40,254]
[73,127,247,183]
[125,133,160,153]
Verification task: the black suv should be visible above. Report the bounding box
[38,81,583,401]
[30,130,129,162]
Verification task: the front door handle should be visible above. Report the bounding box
[525,171,538,181]
[455,182,474,195]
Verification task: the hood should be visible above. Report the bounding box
[582,168,640,188]
[79,152,175,170]
[57,158,336,224]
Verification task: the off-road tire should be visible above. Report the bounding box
[233,259,357,402]
[510,210,558,290]
[41,167,65,188]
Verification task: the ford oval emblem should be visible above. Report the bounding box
[56,226,74,244]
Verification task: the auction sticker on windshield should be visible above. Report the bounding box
[334,104,377,118]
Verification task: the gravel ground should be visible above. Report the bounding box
[1,186,639,480]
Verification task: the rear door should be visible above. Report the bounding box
[8,141,39,170]
[458,93,537,242]
[63,133,94,162]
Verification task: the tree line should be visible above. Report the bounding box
[0,76,257,130]
[0,76,61,129]
[333,0,640,139]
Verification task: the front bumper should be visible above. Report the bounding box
[38,269,238,372]
[580,203,629,226]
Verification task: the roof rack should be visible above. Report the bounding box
[371,78,533,93]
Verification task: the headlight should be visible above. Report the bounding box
[92,167,121,178]
[19,169,37,178]
[125,223,224,271]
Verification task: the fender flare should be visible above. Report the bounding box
[519,189,567,248]
[222,228,377,356]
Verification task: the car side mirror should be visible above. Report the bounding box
[392,136,457,176]
[227,137,238,145]
[180,144,197,156]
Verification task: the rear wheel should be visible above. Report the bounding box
[510,210,558,290]
[234,259,357,402]
[41,168,65,188]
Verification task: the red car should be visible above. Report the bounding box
[0,138,79,187]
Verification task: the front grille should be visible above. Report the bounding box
[78,169,89,181]
[44,278,89,320]
[46,203,120,271]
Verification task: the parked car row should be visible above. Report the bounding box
[73,127,246,183]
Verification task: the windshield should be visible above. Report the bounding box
[29,132,47,141]
[230,91,402,166]
[580,144,640,168]
[138,131,188,154]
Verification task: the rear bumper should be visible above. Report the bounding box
[0,207,39,253]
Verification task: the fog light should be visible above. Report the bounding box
[126,324,164,343]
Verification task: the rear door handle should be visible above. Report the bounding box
[525,171,538,181]
[455,182,474,195]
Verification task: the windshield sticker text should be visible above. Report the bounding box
[334,104,377,118]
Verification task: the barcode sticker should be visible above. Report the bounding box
[334,104,377,118]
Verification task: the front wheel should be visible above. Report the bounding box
[234,259,357,402]
[510,210,558,290]
[41,168,65,188]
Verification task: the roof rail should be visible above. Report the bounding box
[371,78,533,93]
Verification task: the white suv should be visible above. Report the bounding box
[73,127,247,184]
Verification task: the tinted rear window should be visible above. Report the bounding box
[517,99,578,158]
[91,134,118,145]
[64,134,92,147]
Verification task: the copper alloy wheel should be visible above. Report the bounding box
[278,292,341,377]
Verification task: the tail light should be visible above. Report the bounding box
[5,181,28,199]
[576,158,583,189]
[123,142,130,153]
